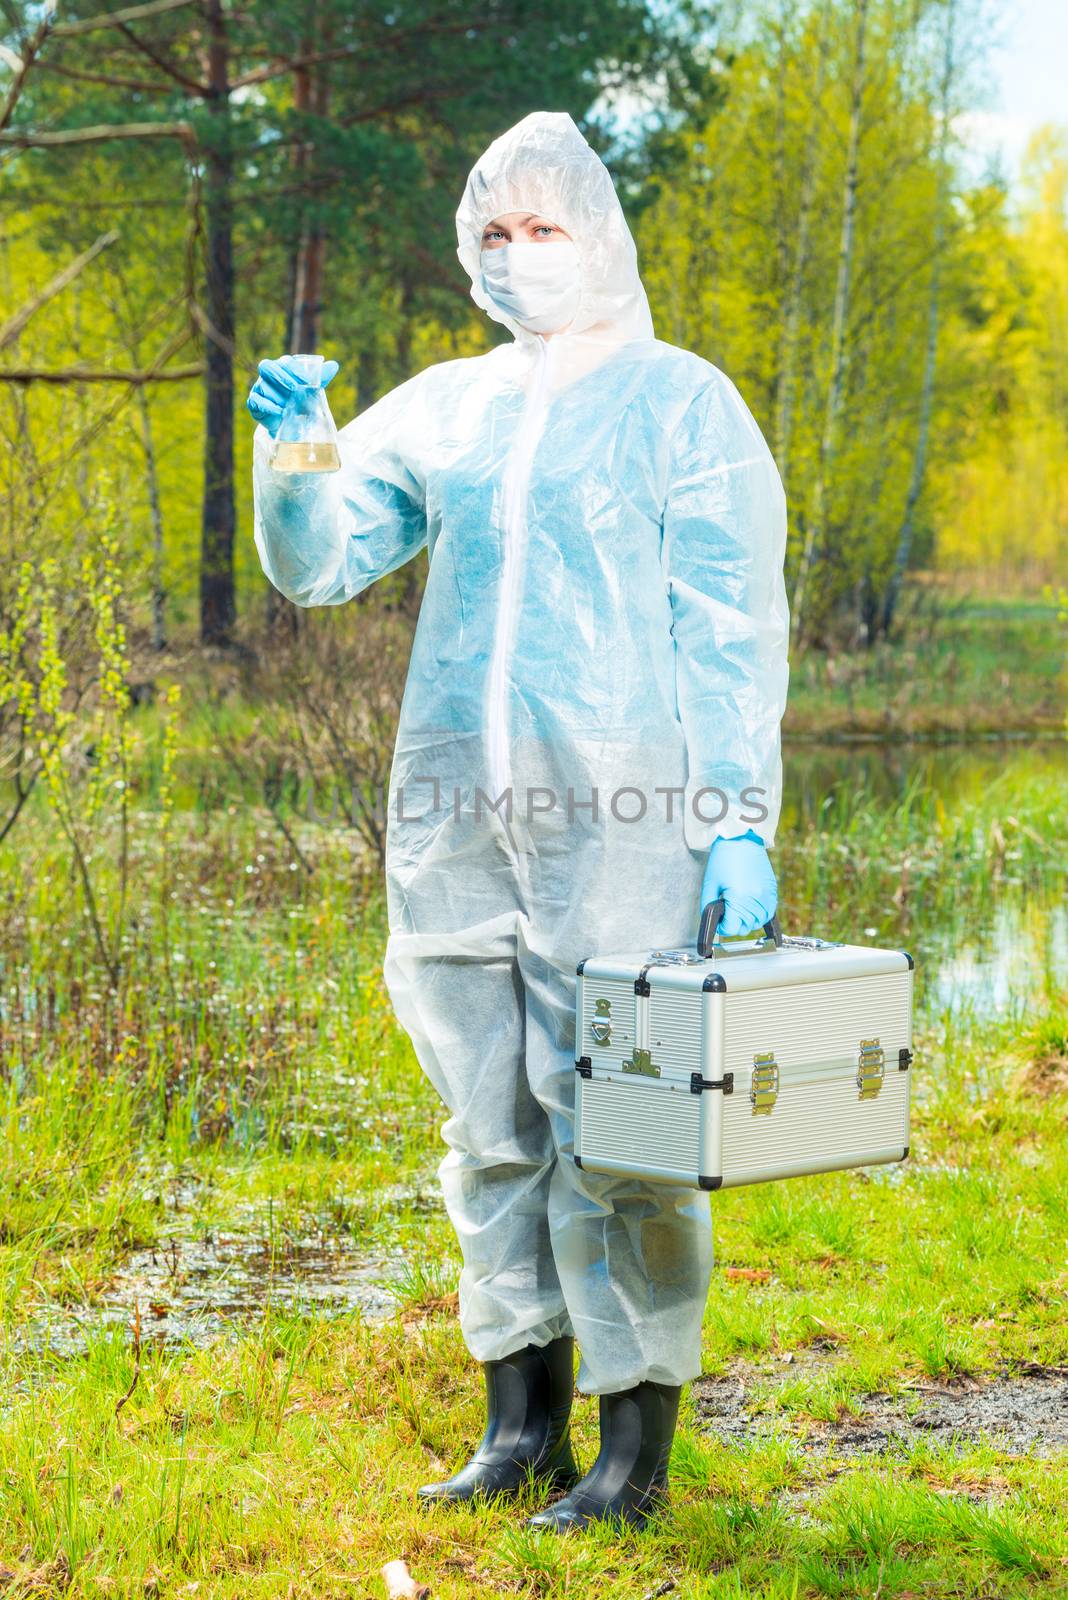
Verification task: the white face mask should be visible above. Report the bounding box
[480,240,582,334]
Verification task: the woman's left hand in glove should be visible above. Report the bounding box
[699,829,778,940]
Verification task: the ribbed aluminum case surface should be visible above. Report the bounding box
[574,939,913,1191]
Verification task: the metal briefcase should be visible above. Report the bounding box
[574,903,913,1192]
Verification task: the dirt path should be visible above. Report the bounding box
[694,1361,1068,1456]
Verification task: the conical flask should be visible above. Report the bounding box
[268,353,341,473]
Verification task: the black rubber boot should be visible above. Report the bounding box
[417,1336,580,1505]
[527,1380,681,1532]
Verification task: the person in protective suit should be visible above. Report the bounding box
[248,111,789,1532]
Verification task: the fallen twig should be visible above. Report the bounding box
[114,1302,142,1418]
[382,1559,430,1599]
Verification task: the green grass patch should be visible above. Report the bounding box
[0,709,1065,1594]
[785,591,1065,738]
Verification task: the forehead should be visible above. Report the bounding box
[485,210,560,229]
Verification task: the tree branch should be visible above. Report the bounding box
[0,120,195,148]
[113,18,206,94]
[50,0,199,37]
[337,82,460,130]
[32,58,174,94]
[0,4,55,135]
[0,228,119,351]
[46,322,200,461]
[230,16,486,88]
[0,190,184,209]
[189,298,237,358]
[0,362,203,383]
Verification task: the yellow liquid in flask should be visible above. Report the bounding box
[270,439,341,473]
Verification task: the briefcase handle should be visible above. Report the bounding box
[698,898,783,960]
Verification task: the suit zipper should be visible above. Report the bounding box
[486,337,551,805]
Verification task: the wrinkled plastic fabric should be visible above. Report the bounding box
[456,115,654,345]
[252,110,789,1393]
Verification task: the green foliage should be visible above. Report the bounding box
[3,1,1063,647]
[1,0,710,638]
[33,529,137,985]
[934,134,1068,590]
[635,1,1066,641]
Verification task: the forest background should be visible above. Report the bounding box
[1,0,1064,668]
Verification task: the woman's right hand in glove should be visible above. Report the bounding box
[246,355,340,437]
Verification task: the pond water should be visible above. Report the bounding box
[14,1184,433,1364]
[785,733,1065,814]
[21,1229,401,1361]
[784,736,1067,1024]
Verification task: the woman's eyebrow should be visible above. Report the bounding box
[482,213,538,231]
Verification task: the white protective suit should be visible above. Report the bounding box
[253,112,790,1395]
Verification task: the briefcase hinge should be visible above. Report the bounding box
[690,1071,735,1095]
[575,1057,592,1079]
[898,1047,913,1071]
[858,1038,885,1097]
[750,1053,779,1111]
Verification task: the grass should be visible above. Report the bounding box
[784,592,1065,738]
[0,705,1066,1593]
[3,1274,1068,1595]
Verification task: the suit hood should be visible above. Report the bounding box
[456,111,655,347]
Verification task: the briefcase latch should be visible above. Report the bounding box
[857,1038,886,1097]
[591,998,612,1047]
[750,1053,779,1112]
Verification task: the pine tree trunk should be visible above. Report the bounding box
[289,37,327,354]
[199,0,236,647]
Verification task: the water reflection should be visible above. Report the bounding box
[21,1231,399,1361]
[783,737,1067,1022]
[924,899,1067,1020]
[784,734,1065,818]
[11,1183,443,1362]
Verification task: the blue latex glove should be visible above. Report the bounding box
[247,354,340,437]
[700,829,778,940]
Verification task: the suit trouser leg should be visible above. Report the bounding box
[518,936,715,1395]
[384,928,573,1359]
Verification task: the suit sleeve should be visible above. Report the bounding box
[662,371,790,851]
[252,370,428,608]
